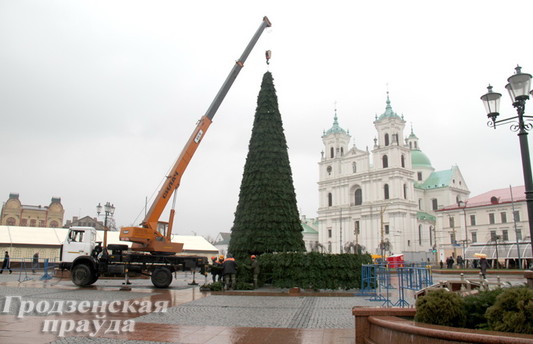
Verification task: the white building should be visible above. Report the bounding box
[317,94,469,262]
[437,185,532,268]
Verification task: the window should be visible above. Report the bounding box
[49,221,59,228]
[328,193,333,207]
[417,172,423,181]
[21,219,27,226]
[432,199,438,210]
[513,210,520,222]
[328,228,332,238]
[330,147,334,158]
[418,199,422,210]
[384,133,390,146]
[470,215,476,226]
[401,155,405,167]
[384,184,390,199]
[6,217,16,225]
[502,230,509,241]
[517,228,522,240]
[354,189,362,205]
[489,213,495,224]
[501,212,507,223]
[327,165,332,175]
[352,162,357,173]
[385,225,390,235]
[471,232,477,243]
[403,184,407,199]
[327,241,332,253]
[449,216,455,228]
[490,231,497,241]
[450,233,456,245]
[382,155,388,168]
[418,225,422,245]
[392,133,399,144]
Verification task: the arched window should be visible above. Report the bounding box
[384,133,390,146]
[6,217,16,226]
[330,147,334,158]
[418,225,422,245]
[384,184,390,199]
[340,147,344,156]
[354,189,362,205]
[403,184,407,199]
[401,155,405,168]
[352,162,357,173]
[328,193,333,207]
[382,155,388,168]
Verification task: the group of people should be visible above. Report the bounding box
[209,254,238,290]
[209,254,260,290]
[0,251,40,274]
[439,255,491,279]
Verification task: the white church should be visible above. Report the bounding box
[315,94,470,260]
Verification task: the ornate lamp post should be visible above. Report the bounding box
[481,66,533,268]
[97,202,115,252]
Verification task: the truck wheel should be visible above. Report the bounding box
[151,267,172,288]
[72,264,95,286]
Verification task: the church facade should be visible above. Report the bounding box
[317,94,470,261]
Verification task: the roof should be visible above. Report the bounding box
[376,93,402,121]
[301,221,318,234]
[0,226,218,253]
[323,111,348,137]
[411,149,432,168]
[416,169,453,190]
[440,185,526,211]
[214,232,231,245]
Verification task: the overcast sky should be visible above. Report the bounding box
[1,1,533,239]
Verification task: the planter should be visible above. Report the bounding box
[352,307,533,344]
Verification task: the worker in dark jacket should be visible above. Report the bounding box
[0,251,12,274]
[222,254,238,290]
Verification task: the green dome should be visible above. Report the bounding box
[411,149,432,168]
[323,112,347,136]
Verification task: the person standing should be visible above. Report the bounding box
[222,254,237,290]
[0,251,12,274]
[479,257,490,279]
[32,252,39,274]
[251,255,260,289]
[210,256,222,283]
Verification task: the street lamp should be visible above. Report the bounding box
[457,200,469,267]
[481,65,533,267]
[97,202,115,252]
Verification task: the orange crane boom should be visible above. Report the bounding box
[120,16,271,253]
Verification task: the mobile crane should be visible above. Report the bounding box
[59,16,271,288]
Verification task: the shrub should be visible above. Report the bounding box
[463,288,505,330]
[415,289,466,327]
[485,286,533,334]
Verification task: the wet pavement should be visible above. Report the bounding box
[0,270,528,344]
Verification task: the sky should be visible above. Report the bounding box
[1,1,533,239]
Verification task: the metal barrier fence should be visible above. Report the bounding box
[0,257,60,282]
[360,264,433,308]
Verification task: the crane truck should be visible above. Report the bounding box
[59,16,272,288]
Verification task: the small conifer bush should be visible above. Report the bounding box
[485,286,533,334]
[415,289,466,327]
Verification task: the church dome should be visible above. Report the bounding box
[323,111,348,137]
[411,149,432,168]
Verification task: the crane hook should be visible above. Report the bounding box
[265,50,271,65]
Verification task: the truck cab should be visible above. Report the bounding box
[61,227,98,263]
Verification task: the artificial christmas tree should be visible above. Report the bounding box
[228,71,305,259]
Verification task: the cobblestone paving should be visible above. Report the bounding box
[137,295,370,329]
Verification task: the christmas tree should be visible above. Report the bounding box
[228,71,305,259]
